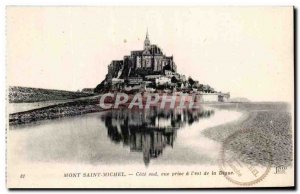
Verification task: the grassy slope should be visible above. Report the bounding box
[9,86,94,103]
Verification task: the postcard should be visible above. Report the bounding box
[6,6,294,188]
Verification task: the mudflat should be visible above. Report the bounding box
[203,102,293,167]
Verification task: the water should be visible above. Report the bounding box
[8,101,72,114]
[8,106,242,167]
[8,95,100,114]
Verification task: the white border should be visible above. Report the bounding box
[0,0,297,6]
[0,0,298,193]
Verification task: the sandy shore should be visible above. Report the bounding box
[202,102,293,167]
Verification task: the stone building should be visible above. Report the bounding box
[107,31,177,83]
[130,31,176,72]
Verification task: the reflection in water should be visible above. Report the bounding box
[101,107,214,166]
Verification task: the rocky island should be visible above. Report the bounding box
[95,31,230,102]
[9,31,232,125]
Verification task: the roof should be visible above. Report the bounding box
[130,45,164,57]
[131,50,143,55]
[149,45,163,55]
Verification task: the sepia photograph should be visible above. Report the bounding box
[6,6,294,188]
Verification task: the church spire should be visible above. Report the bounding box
[146,28,149,39]
[144,28,150,50]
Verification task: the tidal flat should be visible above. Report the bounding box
[202,102,293,167]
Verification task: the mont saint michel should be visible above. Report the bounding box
[95,31,230,102]
[7,6,293,188]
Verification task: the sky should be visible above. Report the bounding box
[7,7,293,102]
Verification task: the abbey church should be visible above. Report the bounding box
[107,31,177,82]
[129,30,176,72]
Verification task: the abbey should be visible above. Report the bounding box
[106,31,177,83]
[95,31,230,102]
[129,30,176,72]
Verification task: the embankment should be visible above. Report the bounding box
[9,98,102,125]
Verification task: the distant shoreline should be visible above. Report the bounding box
[8,86,94,103]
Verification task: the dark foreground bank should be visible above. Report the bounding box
[203,102,293,167]
[9,98,102,125]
